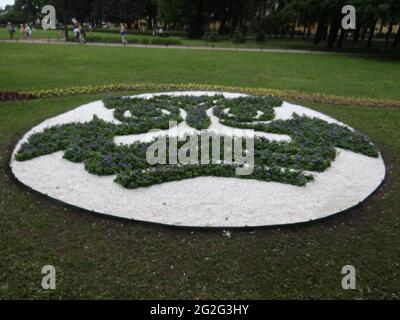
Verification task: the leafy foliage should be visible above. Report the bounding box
[24,83,400,109]
[231,29,247,44]
[203,31,223,42]
[3,0,399,52]
[213,96,281,126]
[105,94,219,131]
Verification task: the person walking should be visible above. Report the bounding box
[73,24,80,42]
[24,23,32,40]
[78,24,87,44]
[6,22,15,40]
[120,24,128,45]
[20,24,26,39]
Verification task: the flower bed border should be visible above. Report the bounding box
[0,92,37,102]
[1,83,397,108]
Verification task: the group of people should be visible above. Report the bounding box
[119,24,165,45]
[73,21,126,45]
[6,22,32,40]
[20,23,33,40]
[6,20,166,45]
[152,27,164,36]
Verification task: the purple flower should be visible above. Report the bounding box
[101,155,113,163]
[119,161,128,168]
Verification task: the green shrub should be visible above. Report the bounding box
[255,31,266,44]
[204,31,222,42]
[231,30,246,44]
[150,38,183,46]
[127,38,140,44]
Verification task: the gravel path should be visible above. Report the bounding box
[0,39,350,55]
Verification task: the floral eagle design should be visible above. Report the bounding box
[15,95,378,189]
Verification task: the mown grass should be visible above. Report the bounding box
[0,42,400,100]
[0,93,399,299]
[0,42,399,299]
[1,27,399,57]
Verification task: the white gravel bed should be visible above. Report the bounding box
[10,91,386,228]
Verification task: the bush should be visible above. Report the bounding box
[203,31,222,42]
[150,38,183,46]
[231,30,246,44]
[255,31,266,44]
[123,37,140,44]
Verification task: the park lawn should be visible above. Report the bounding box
[0,42,399,100]
[0,27,180,43]
[0,28,62,40]
[0,93,399,299]
[2,27,400,57]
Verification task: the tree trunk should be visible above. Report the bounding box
[366,20,377,49]
[393,25,400,47]
[327,13,341,48]
[379,21,384,34]
[63,22,68,41]
[218,0,228,34]
[189,0,205,38]
[306,24,312,39]
[337,28,347,49]
[382,21,394,58]
[322,26,328,40]
[314,15,326,45]
[290,21,296,38]
[62,11,68,41]
[61,0,69,41]
[280,26,287,38]
[352,25,360,42]
[361,26,368,41]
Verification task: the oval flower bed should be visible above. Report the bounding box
[10,92,386,228]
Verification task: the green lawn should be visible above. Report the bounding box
[0,94,399,299]
[1,42,400,299]
[0,42,399,100]
[2,27,399,57]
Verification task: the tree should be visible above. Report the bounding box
[3,0,399,53]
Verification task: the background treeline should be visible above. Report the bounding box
[1,0,400,48]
